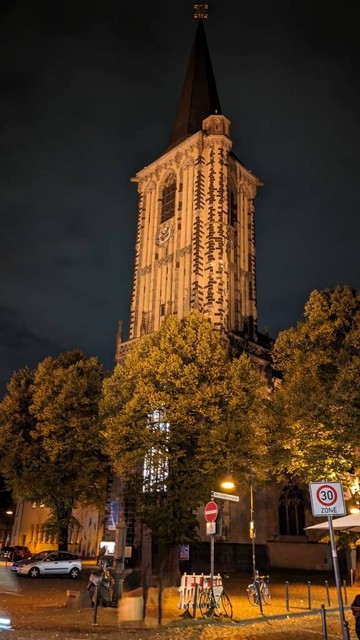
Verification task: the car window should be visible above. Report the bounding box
[45,553,58,562]
[32,551,50,560]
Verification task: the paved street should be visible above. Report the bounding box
[0,561,358,638]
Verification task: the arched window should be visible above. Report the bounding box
[160,174,176,223]
[279,482,305,536]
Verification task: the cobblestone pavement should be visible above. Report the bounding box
[0,562,358,639]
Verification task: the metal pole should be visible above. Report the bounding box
[210,534,214,588]
[320,604,328,640]
[250,469,256,579]
[325,580,331,607]
[328,515,348,640]
[92,582,99,625]
[342,580,348,605]
[285,581,290,611]
[112,510,127,605]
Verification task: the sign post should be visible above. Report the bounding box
[205,501,218,587]
[309,482,349,640]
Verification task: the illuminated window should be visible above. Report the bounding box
[161,175,176,223]
[279,482,305,536]
[143,410,169,492]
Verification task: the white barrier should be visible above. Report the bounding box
[178,573,222,610]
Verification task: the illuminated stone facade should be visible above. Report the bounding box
[115,20,269,364]
[127,115,260,343]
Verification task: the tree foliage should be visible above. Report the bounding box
[272,286,360,485]
[102,312,269,551]
[0,350,107,549]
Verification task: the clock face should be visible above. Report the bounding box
[156,225,171,245]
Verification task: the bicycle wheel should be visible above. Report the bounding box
[247,583,259,605]
[199,589,215,619]
[261,583,271,604]
[220,591,233,619]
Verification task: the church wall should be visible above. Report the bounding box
[268,541,327,571]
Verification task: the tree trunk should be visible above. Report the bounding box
[58,524,69,551]
[156,543,181,587]
[56,507,73,551]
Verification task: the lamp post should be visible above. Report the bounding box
[249,468,256,579]
[112,511,127,604]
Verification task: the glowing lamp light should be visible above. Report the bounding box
[350,503,360,514]
[220,476,235,491]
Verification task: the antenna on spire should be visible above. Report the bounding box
[193,3,208,19]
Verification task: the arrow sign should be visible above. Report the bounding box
[204,501,218,523]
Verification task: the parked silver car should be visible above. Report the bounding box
[11,550,82,578]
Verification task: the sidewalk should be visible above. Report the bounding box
[0,569,359,639]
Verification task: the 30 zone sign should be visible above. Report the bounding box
[309,482,346,517]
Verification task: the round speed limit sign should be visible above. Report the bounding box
[309,482,345,517]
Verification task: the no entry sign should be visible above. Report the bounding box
[204,501,218,523]
[309,482,346,517]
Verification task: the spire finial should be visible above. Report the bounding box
[193,3,208,19]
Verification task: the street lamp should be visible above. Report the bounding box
[249,468,257,580]
[220,474,235,491]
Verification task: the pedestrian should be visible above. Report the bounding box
[351,593,360,639]
[97,543,107,566]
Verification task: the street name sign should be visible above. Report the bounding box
[309,482,346,517]
[212,491,239,503]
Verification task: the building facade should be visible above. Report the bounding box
[115,19,271,369]
[110,16,329,575]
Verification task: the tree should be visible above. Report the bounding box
[102,311,269,584]
[0,350,107,550]
[272,286,360,486]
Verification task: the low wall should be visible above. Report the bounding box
[268,542,327,571]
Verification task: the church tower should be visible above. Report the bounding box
[116,13,265,362]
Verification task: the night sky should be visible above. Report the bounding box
[1,0,359,395]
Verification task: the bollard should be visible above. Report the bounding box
[192,583,198,619]
[285,581,290,612]
[320,604,328,640]
[255,579,263,615]
[351,569,354,587]
[342,580,348,606]
[92,582,99,625]
[325,580,331,607]
[343,619,350,640]
[307,581,312,610]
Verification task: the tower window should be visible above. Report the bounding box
[143,410,169,492]
[161,176,176,223]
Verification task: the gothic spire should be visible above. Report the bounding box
[168,19,222,151]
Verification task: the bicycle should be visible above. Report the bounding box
[199,577,233,619]
[246,572,271,605]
